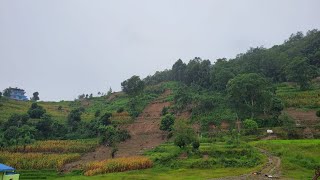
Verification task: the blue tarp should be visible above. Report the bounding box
[0,164,15,172]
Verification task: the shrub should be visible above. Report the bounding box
[192,140,200,150]
[99,112,112,126]
[160,114,175,132]
[116,129,131,142]
[316,110,320,117]
[27,103,46,119]
[189,159,216,168]
[161,106,169,116]
[94,110,101,117]
[173,121,196,148]
[243,119,258,135]
[117,107,124,113]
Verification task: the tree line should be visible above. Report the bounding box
[143,30,320,90]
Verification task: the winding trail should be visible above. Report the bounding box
[213,148,281,180]
[62,90,171,172]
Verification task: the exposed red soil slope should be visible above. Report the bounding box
[62,90,171,172]
[284,108,319,126]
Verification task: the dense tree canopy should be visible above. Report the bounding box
[286,58,318,90]
[227,73,272,119]
[3,88,11,97]
[121,75,145,96]
[143,30,320,90]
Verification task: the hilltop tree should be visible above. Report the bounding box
[78,94,85,99]
[121,75,145,96]
[286,58,318,90]
[3,88,11,97]
[227,73,272,119]
[0,92,2,99]
[185,58,211,88]
[172,59,186,82]
[107,87,112,96]
[31,92,40,101]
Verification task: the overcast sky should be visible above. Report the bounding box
[1,0,320,101]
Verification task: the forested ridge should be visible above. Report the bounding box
[144,30,320,87]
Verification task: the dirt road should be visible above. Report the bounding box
[213,148,281,180]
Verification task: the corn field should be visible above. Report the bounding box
[277,85,320,108]
[111,111,132,123]
[2,139,98,153]
[83,156,153,176]
[0,151,80,170]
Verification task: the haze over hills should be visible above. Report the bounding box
[1,1,320,179]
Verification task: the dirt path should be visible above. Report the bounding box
[62,90,171,172]
[213,148,281,180]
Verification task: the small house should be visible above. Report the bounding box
[0,163,20,180]
[9,88,28,101]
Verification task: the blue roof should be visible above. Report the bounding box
[0,164,15,172]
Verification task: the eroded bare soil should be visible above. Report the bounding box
[62,90,171,172]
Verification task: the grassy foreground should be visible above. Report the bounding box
[251,139,320,179]
[17,140,320,179]
[19,167,260,180]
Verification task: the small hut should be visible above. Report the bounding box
[0,164,20,180]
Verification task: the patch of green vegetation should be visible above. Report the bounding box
[63,167,261,180]
[18,167,260,180]
[145,141,263,169]
[0,98,76,123]
[251,139,320,179]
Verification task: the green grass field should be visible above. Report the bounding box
[251,139,320,179]
[19,167,260,180]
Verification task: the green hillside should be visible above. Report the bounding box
[1,30,320,179]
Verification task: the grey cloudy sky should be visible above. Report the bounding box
[1,0,320,101]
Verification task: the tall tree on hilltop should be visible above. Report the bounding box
[31,92,40,101]
[172,59,186,82]
[3,88,11,97]
[121,75,145,96]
